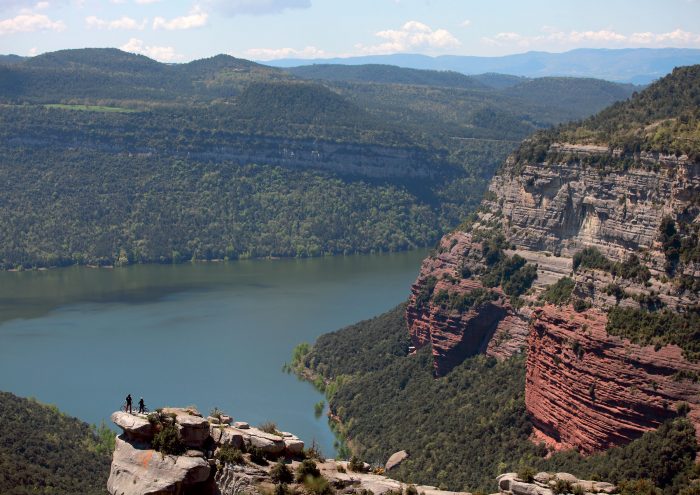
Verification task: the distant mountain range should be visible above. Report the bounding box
[266,48,700,84]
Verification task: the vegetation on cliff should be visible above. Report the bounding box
[514,64,700,166]
[0,391,112,495]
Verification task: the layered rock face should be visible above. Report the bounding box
[526,305,700,453]
[406,141,700,452]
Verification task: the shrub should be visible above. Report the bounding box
[619,479,661,495]
[274,483,291,495]
[552,479,573,494]
[271,461,294,484]
[259,421,282,436]
[348,455,366,472]
[405,485,418,495]
[541,277,575,305]
[296,459,321,482]
[303,475,333,495]
[517,466,536,483]
[216,445,244,465]
[248,445,268,465]
[151,424,184,455]
[572,298,590,313]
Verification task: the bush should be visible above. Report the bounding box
[271,461,294,484]
[296,459,321,482]
[303,475,333,495]
[541,277,575,305]
[348,455,366,472]
[619,479,661,495]
[216,445,245,465]
[517,466,536,483]
[552,479,573,494]
[248,445,268,465]
[151,424,184,455]
[259,421,282,436]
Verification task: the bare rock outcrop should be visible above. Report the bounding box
[497,472,618,495]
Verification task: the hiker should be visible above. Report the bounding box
[138,397,145,414]
[125,393,132,414]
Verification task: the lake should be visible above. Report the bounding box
[0,251,426,456]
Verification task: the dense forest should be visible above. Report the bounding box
[0,48,637,269]
[0,392,112,495]
[293,305,699,494]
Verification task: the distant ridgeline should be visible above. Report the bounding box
[0,49,637,269]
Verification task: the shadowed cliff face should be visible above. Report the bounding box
[406,142,700,452]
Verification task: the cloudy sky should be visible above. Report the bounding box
[1,0,700,62]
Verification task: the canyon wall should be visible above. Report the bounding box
[406,142,700,452]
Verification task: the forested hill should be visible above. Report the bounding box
[0,48,639,269]
[0,391,112,495]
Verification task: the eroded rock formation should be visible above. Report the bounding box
[406,137,700,453]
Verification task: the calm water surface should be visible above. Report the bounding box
[0,251,426,456]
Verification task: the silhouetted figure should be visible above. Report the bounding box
[138,397,145,414]
[125,394,132,414]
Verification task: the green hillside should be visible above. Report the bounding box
[286,63,487,89]
[0,392,112,495]
[0,49,637,269]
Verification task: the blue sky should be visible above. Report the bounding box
[1,0,699,62]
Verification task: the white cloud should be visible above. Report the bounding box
[0,0,67,12]
[120,37,182,61]
[356,20,460,55]
[0,12,65,35]
[28,46,38,55]
[482,27,700,49]
[85,15,147,30]
[152,5,207,30]
[135,0,162,4]
[246,45,326,60]
[203,0,310,16]
[460,19,471,28]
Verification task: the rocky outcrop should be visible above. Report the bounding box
[107,436,211,495]
[108,406,470,495]
[497,472,618,495]
[108,407,304,495]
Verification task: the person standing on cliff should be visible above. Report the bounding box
[125,394,132,414]
[138,397,145,414]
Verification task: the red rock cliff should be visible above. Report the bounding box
[526,305,700,453]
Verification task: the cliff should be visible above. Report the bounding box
[406,65,700,453]
[107,407,470,495]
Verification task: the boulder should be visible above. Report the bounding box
[107,435,211,495]
[283,435,305,456]
[385,450,409,471]
[220,415,233,425]
[510,480,553,495]
[207,416,221,425]
[592,482,618,494]
[554,473,578,484]
[111,412,153,440]
[534,473,552,484]
[209,425,245,449]
[162,408,210,448]
[497,473,517,492]
[236,427,285,455]
[234,421,249,429]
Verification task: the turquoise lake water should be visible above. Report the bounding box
[0,251,426,456]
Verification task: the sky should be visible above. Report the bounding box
[1,0,700,62]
